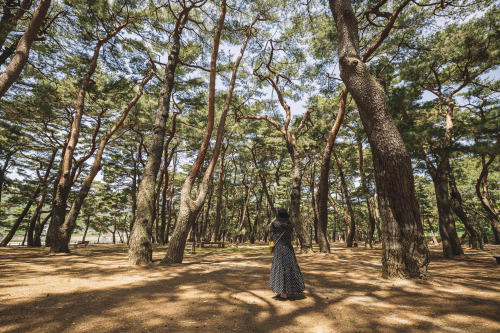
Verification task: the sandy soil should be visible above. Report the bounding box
[1,243,499,333]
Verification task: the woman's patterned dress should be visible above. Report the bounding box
[269,220,305,295]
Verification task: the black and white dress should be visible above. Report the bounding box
[269,219,305,295]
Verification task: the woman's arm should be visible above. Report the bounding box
[269,218,276,232]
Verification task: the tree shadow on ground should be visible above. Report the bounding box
[0,244,499,332]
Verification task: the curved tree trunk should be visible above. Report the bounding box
[50,20,130,253]
[0,196,34,246]
[0,0,33,51]
[27,191,47,246]
[316,88,348,252]
[448,172,482,249]
[0,0,51,98]
[475,155,500,243]
[128,11,190,264]
[1,147,56,247]
[162,5,259,264]
[329,0,429,278]
[51,71,151,253]
[34,212,51,247]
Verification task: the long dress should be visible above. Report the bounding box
[269,219,305,295]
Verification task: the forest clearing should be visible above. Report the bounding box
[1,243,499,333]
[1,0,500,331]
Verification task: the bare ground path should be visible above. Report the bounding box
[1,243,499,332]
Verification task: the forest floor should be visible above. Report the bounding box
[0,243,499,333]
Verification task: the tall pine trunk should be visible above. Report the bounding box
[128,11,190,264]
[162,5,257,263]
[431,167,463,258]
[0,0,52,98]
[333,150,355,247]
[211,144,228,242]
[329,0,429,278]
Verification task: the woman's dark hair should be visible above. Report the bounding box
[276,208,290,223]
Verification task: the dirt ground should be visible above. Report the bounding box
[1,243,499,333]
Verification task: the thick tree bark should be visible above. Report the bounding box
[128,9,190,264]
[0,0,51,98]
[162,2,227,263]
[329,0,429,278]
[128,146,140,237]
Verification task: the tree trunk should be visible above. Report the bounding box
[202,177,214,240]
[50,21,129,253]
[165,153,177,243]
[0,197,34,246]
[0,0,33,51]
[0,151,15,204]
[317,88,348,252]
[448,172,483,249]
[475,155,500,243]
[34,212,51,247]
[357,140,376,248]
[284,141,312,253]
[426,219,438,245]
[211,144,228,242]
[333,150,355,247]
[82,215,90,242]
[0,0,52,98]
[431,168,463,258]
[163,3,257,264]
[160,122,178,245]
[128,11,189,264]
[329,0,429,278]
[2,146,57,247]
[237,175,252,237]
[51,73,151,253]
[27,191,47,246]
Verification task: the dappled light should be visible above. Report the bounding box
[1,243,499,332]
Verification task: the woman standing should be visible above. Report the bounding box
[269,208,305,300]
